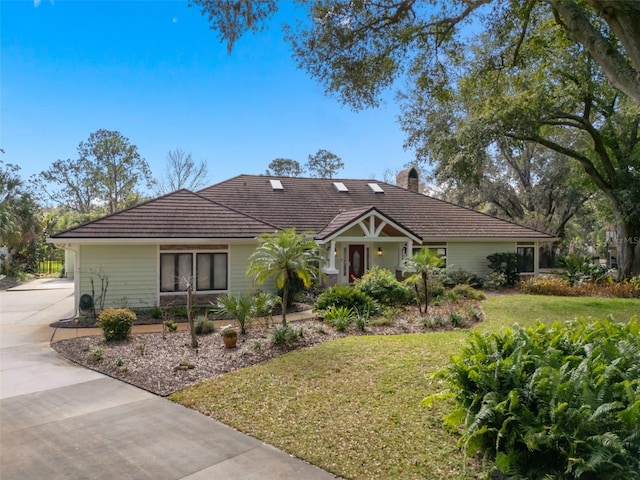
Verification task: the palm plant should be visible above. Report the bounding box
[402,248,444,313]
[210,293,255,334]
[247,228,322,326]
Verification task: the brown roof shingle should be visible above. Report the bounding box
[52,175,554,241]
[198,175,553,240]
[52,189,278,239]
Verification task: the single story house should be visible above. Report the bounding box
[50,168,554,312]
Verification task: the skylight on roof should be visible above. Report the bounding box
[368,183,384,193]
[269,179,284,190]
[333,182,349,192]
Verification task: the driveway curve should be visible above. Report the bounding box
[0,279,335,480]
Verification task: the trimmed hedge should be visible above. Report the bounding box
[98,308,135,341]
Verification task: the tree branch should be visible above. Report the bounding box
[549,0,640,103]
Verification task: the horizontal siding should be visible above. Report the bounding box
[372,242,403,272]
[79,245,157,309]
[447,242,515,278]
[229,244,276,294]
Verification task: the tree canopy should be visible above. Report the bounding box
[306,149,344,179]
[266,158,304,177]
[0,160,40,251]
[192,0,640,276]
[32,129,154,215]
[155,148,210,194]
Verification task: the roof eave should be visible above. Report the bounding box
[48,236,263,245]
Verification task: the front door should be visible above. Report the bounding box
[348,244,365,281]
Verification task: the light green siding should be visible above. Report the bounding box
[64,248,75,279]
[229,243,276,294]
[447,241,515,277]
[79,245,157,308]
[371,242,403,271]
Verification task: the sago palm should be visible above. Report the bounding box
[247,228,322,326]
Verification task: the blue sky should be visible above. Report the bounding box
[1,0,415,193]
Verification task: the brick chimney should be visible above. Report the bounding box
[396,167,419,193]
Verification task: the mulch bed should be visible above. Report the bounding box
[52,302,484,396]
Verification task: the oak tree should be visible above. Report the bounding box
[191,0,640,276]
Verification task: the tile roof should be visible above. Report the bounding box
[52,175,554,241]
[51,189,278,239]
[198,175,554,240]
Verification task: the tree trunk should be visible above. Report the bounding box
[422,273,428,314]
[617,221,640,279]
[187,284,198,348]
[281,283,289,327]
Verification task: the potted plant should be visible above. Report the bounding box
[220,325,238,348]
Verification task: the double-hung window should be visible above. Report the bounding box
[160,250,228,293]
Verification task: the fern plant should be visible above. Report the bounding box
[425,316,640,479]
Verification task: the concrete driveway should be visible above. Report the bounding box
[0,279,335,480]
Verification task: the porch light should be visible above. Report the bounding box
[334,249,338,256]
[377,247,383,256]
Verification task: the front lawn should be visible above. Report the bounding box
[169,295,639,479]
[481,294,640,330]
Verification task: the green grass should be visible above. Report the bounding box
[170,295,639,479]
[481,294,639,330]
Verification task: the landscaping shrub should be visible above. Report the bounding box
[169,306,188,318]
[482,271,507,290]
[560,253,610,286]
[443,289,462,302]
[519,277,639,298]
[448,311,465,327]
[271,325,299,346]
[486,252,519,287]
[354,266,412,305]
[194,316,216,334]
[353,308,370,332]
[313,285,378,316]
[98,308,135,341]
[444,269,482,288]
[450,284,486,300]
[323,305,354,331]
[519,276,574,296]
[149,307,162,319]
[163,319,178,332]
[426,277,445,299]
[426,317,640,479]
[575,279,639,298]
[420,314,447,329]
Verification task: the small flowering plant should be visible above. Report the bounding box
[220,324,237,338]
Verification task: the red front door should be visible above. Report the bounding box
[349,244,365,281]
